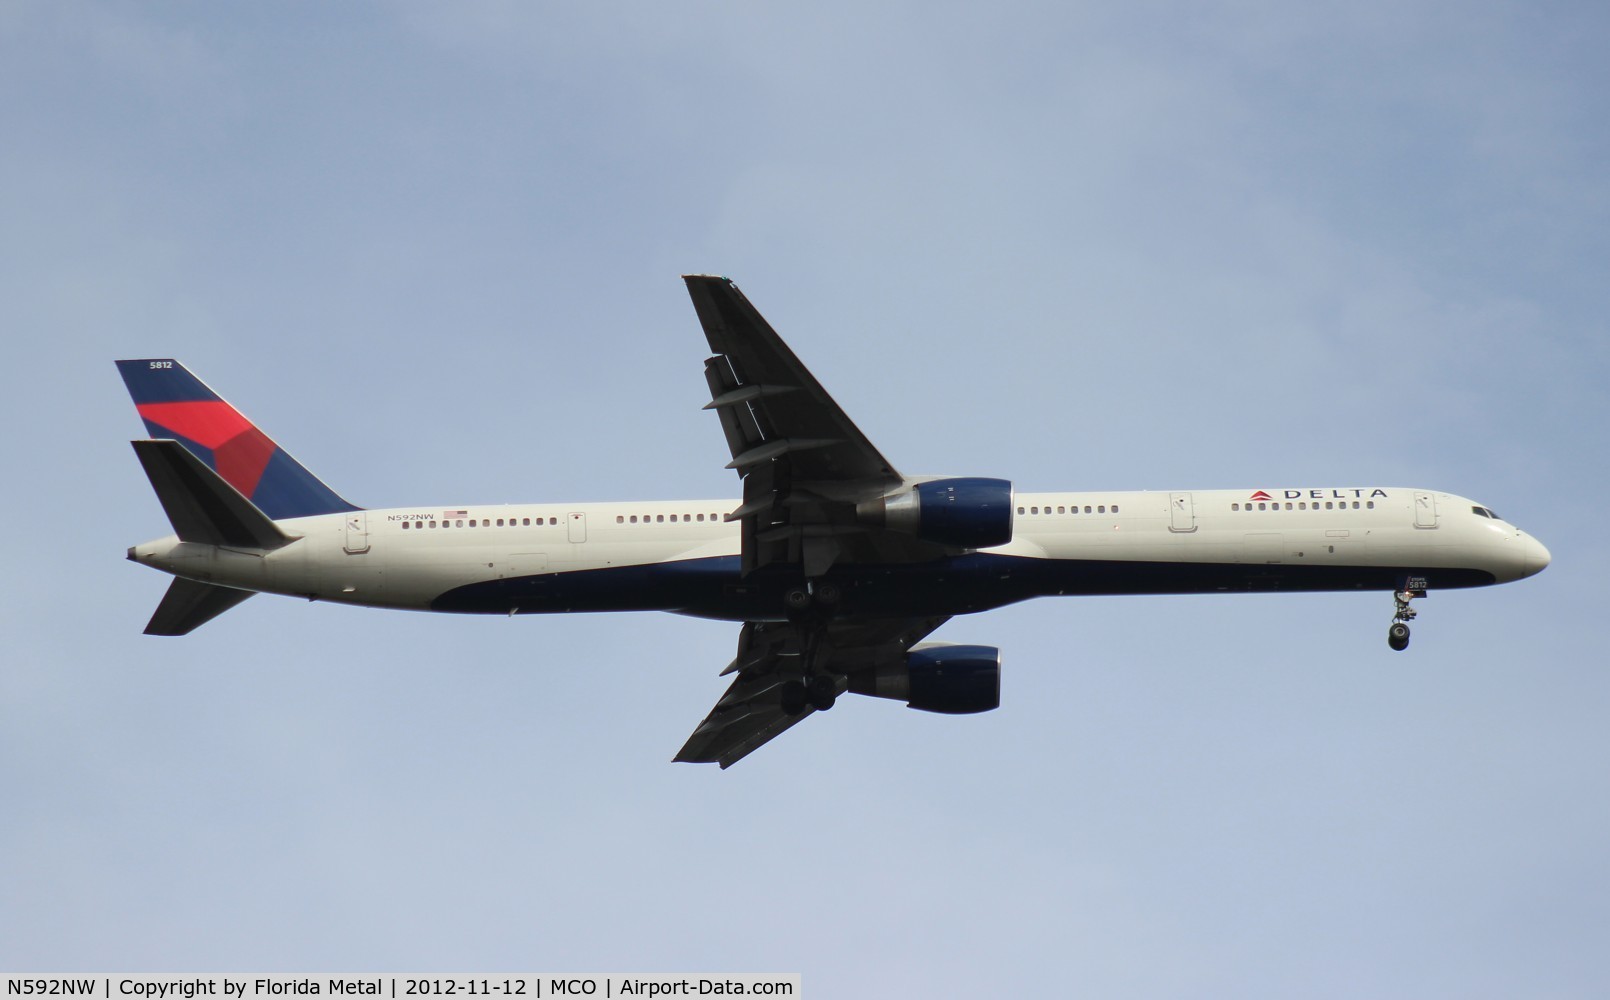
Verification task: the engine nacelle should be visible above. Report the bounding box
[857,477,1014,549]
[848,643,1001,715]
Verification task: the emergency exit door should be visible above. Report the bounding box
[1169,492,1196,532]
[567,511,587,543]
[343,512,370,553]
[1413,491,1438,529]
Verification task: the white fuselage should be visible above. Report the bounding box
[128,486,1550,622]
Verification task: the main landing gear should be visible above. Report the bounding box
[1387,581,1423,652]
[783,582,840,615]
[780,674,838,715]
[780,581,843,715]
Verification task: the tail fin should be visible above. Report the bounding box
[116,359,359,520]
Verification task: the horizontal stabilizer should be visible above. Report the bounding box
[144,577,255,636]
[132,439,293,550]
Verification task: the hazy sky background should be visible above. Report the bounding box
[4,2,1607,995]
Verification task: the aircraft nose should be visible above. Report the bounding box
[1523,534,1551,577]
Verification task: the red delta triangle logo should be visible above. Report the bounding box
[1249,490,1274,501]
[136,400,277,499]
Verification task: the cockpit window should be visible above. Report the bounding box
[1471,506,1502,520]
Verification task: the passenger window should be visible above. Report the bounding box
[1017,507,1026,515]
[1098,505,1106,514]
[1367,501,1374,510]
[1113,505,1119,513]
[1084,506,1092,514]
[550,517,558,525]
[657,515,665,523]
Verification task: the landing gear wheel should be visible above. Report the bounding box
[783,588,812,614]
[813,583,841,608]
[1387,579,1423,652]
[780,680,809,716]
[807,674,838,711]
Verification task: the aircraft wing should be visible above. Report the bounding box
[683,274,941,576]
[674,616,950,768]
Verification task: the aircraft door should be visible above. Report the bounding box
[1169,492,1196,533]
[1413,491,1438,529]
[567,511,587,543]
[343,512,370,554]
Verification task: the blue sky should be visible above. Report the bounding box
[3,2,1607,995]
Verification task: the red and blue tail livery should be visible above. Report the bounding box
[116,359,359,520]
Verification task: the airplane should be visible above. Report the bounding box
[119,275,1552,767]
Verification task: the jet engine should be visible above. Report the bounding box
[848,643,1001,714]
[856,477,1014,549]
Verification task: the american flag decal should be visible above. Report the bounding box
[443,510,467,518]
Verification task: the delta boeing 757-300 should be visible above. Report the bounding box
[119,275,1551,766]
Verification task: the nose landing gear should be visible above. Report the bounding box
[1388,577,1426,651]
